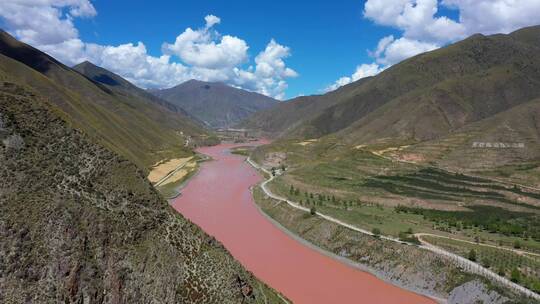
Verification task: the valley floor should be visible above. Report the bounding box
[168,141,436,304]
[243,141,540,303]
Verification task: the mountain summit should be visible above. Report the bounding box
[151,80,279,129]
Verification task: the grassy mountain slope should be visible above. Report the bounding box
[73,61,202,124]
[0,81,283,303]
[0,30,208,169]
[336,29,540,144]
[394,97,540,184]
[243,26,540,143]
[238,77,373,136]
[152,79,279,129]
[245,27,540,293]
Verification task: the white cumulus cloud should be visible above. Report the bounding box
[162,18,249,69]
[0,0,96,45]
[0,5,297,99]
[204,14,221,28]
[374,36,438,66]
[232,39,298,99]
[443,0,540,35]
[325,63,382,92]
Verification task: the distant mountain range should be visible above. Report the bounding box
[241,25,540,172]
[0,30,207,169]
[151,79,279,129]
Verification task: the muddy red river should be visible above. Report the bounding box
[171,141,435,304]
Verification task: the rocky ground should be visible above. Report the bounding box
[0,82,284,304]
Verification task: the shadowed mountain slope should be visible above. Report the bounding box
[151,79,279,129]
[73,61,201,123]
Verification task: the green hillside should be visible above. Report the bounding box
[243,25,540,144]
[0,81,283,303]
[244,26,540,295]
[0,30,209,169]
[244,25,540,185]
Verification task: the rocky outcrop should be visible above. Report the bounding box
[448,280,509,304]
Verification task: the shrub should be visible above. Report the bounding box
[510,268,521,283]
[468,249,477,261]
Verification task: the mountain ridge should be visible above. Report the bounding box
[72,61,206,125]
[151,79,279,129]
[241,25,540,142]
[0,30,208,168]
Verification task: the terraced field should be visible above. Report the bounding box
[363,167,540,209]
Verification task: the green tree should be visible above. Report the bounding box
[310,207,317,216]
[372,228,381,236]
[510,268,521,283]
[513,240,521,249]
[468,249,477,261]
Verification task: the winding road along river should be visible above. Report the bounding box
[171,141,435,304]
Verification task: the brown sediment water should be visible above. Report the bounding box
[171,141,435,304]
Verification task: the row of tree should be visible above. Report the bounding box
[288,185,362,209]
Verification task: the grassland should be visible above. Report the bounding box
[231,146,256,156]
[251,135,540,297]
[257,137,540,244]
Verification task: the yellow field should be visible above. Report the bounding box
[160,161,197,186]
[297,139,319,146]
[148,157,193,183]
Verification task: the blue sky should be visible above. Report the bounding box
[1,1,540,99]
[74,0,400,97]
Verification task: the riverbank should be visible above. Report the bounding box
[170,141,436,304]
[249,185,448,303]
[157,153,210,199]
[246,156,539,303]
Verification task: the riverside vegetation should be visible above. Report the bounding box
[249,138,540,300]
